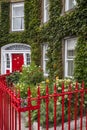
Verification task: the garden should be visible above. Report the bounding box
[6,62,87,128]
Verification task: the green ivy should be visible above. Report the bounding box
[0,1,10,45]
[0,0,87,80]
[74,36,87,84]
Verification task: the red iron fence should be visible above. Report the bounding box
[0,74,87,130]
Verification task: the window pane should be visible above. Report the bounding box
[67,50,75,58]
[68,60,74,76]
[43,44,48,76]
[45,0,49,6]
[44,44,48,59]
[22,17,24,29]
[13,17,24,30]
[12,3,24,31]
[44,0,49,22]
[67,39,76,50]
[65,38,77,77]
[69,0,76,10]
[26,54,30,65]
[13,6,24,17]
[6,54,10,68]
[65,0,76,11]
[46,7,49,21]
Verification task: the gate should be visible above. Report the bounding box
[0,74,87,130]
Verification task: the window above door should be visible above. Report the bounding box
[11,2,24,32]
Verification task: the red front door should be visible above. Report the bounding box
[12,54,24,72]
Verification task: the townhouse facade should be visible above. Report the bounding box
[0,0,87,81]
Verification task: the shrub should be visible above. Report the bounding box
[19,62,44,86]
[15,62,44,98]
[6,71,20,86]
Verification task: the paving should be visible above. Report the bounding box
[32,117,86,130]
[21,116,87,130]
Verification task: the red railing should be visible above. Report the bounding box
[0,73,10,85]
[0,74,87,130]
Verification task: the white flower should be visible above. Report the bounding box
[57,101,61,105]
[65,95,68,98]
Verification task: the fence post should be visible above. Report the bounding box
[46,85,49,130]
[37,86,41,130]
[28,88,32,130]
[18,90,21,130]
[62,83,64,130]
[68,84,72,130]
[54,84,57,130]
[0,89,3,130]
[80,81,84,130]
[74,82,78,130]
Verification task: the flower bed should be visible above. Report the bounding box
[6,64,87,128]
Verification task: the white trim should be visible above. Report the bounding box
[1,43,31,74]
[12,2,24,31]
[65,0,68,11]
[65,0,76,11]
[1,43,31,50]
[43,44,48,77]
[65,39,68,77]
[44,0,49,23]
[23,53,31,66]
[64,38,77,77]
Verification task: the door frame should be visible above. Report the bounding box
[1,43,31,74]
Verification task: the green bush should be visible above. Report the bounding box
[19,62,44,86]
[74,37,87,86]
[6,71,20,86]
[15,62,44,98]
[16,83,38,98]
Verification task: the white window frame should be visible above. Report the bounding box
[24,53,31,66]
[44,0,49,23]
[43,44,48,77]
[65,0,76,11]
[6,53,10,69]
[65,38,77,77]
[12,2,24,31]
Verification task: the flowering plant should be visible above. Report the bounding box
[19,62,44,86]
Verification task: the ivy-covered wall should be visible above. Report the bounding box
[40,0,87,80]
[0,0,41,66]
[0,0,87,82]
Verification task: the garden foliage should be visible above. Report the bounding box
[6,62,44,97]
